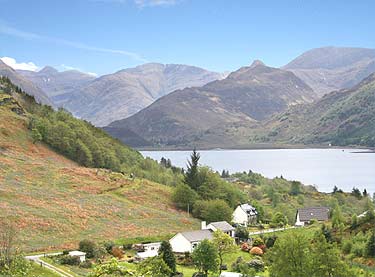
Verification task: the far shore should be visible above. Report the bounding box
[136,144,375,152]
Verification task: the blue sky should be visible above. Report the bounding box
[0,0,374,75]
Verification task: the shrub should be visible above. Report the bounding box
[352,243,364,257]
[248,257,264,272]
[79,239,97,258]
[60,255,80,265]
[112,247,124,259]
[235,226,249,241]
[103,241,115,254]
[252,237,264,247]
[79,260,93,268]
[342,240,353,254]
[241,243,251,252]
[265,235,277,248]
[249,247,263,256]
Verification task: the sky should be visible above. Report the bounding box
[0,0,374,76]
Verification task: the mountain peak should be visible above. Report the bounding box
[39,66,58,74]
[250,60,266,68]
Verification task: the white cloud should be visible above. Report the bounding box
[134,0,178,7]
[0,22,148,63]
[0,56,40,71]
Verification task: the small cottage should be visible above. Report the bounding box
[295,207,330,226]
[232,204,258,226]
[170,220,235,253]
[68,251,86,262]
[169,229,213,253]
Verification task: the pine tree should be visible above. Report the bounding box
[184,149,201,190]
[158,241,176,274]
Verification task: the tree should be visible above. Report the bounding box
[268,232,353,277]
[79,240,97,259]
[31,128,42,144]
[0,221,31,277]
[290,181,302,195]
[137,257,172,277]
[235,226,249,242]
[270,212,287,227]
[185,149,201,190]
[331,203,344,229]
[351,187,362,199]
[192,239,218,275]
[76,139,93,167]
[172,183,199,211]
[192,199,232,223]
[365,230,375,257]
[212,231,236,273]
[158,241,176,274]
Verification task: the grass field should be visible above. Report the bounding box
[0,100,200,252]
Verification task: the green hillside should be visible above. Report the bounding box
[250,73,375,147]
[0,77,199,251]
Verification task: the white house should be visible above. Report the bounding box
[295,207,330,226]
[170,221,235,253]
[232,204,258,226]
[68,251,86,262]
[205,221,235,238]
[220,272,242,277]
[135,242,161,260]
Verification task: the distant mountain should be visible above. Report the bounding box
[0,60,52,105]
[284,47,375,97]
[55,63,224,126]
[105,61,316,147]
[255,73,375,147]
[18,66,95,98]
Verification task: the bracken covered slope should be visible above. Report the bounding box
[0,80,199,251]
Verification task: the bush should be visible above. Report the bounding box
[235,226,249,241]
[79,239,97,258]
[112,247,124,259]
[241,243,251,252]
[352,243,364,257]
[252,237,264,247]
[249,247,263,256]
[248,257,264,272]
[103,241,115,254]
[60,255,80,265]
[79,260,93,268]
[342,240,353,254]
[265,235,277,248]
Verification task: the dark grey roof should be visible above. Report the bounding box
[180,230,213,242]
[209,221,235,232]
[240,204,258,216]
[297,207,330,221]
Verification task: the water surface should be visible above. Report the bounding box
[141,149,375,194]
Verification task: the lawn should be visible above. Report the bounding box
[28,262,61,277]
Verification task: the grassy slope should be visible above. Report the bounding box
[0,90,199,252]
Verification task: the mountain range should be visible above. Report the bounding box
[284,47,375,97]
[105,61,316,147]
[0,60,52,106]
[2,46,375,149]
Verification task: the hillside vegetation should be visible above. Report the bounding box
[254,73,375,147]
[0,77,199,251]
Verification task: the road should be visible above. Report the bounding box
[249,226,296,236]
[25,253,76,277]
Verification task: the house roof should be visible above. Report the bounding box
[240,203,258,215]
[69,251,86,256]
[297,207,330,221]
[208,221,235,232]
[180,229,213,242]
[143,242,161,247]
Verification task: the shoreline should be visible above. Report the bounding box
[137,144,375,152]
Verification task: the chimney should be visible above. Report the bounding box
[201,221,207,230]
